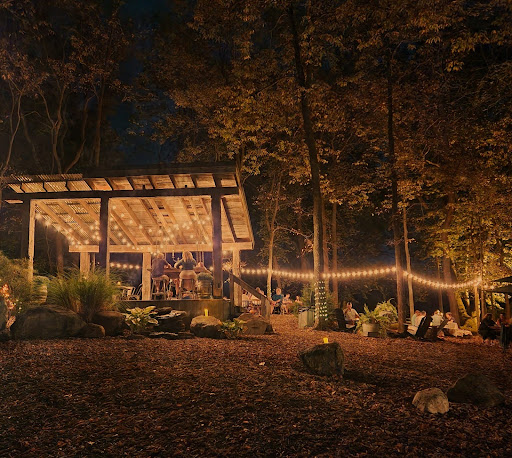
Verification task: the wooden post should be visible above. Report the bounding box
[474,284,480,327]
[98,197,110,274]
[331,202,338,307]
[437,259,443,313]
[20,200,36,283]
[505,293,510,320]
[232,249,241,307]
[142,252,151,300]
[491,292,496,319]
[211,193,223,298]
[79,252,90,277]
[229,272,234,305]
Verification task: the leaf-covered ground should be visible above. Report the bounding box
[1,315,511,457]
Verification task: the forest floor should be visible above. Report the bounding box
[1,315,512,457]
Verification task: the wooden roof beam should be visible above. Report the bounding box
[35,201,85,244]
[118,199,153,245]
[79,200,122,246]
[142,198,177,245]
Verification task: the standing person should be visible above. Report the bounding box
[174,251,198,290]
[344,302,360,331]
[151,253,171,292]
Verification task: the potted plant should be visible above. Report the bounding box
[197,272,213,298]
[357,300,398,337]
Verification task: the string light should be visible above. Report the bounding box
[109,262,141,270]
[241,266,395,280]
[241,266,481,290]
[403,271,481,289]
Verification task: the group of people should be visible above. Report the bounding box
[479,313,511,346]
[151,251,210,296]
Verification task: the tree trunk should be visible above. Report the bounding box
[440,192,460,323]
[289,4,326,329]
[93,80,106,167]
[332,202,338,307]
[402,204,414,318]
[437,258,444,313]
[387,55,406,332]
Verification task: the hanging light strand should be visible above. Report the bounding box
[403,271,481,289]
[241,266,481,290]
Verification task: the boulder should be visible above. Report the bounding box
[412,388,449,414]
[126,334,146,340]
[299,342,344,376]
[156,310,189,333]
[447,373,505,408]
[154,307,174,315]
[190,315,223,339]
[148,332,180,340]
[237,313,269,335]
[92,310,126,336]
[79,323,105,338]
[11,305,86,340]
[0,329,10,342]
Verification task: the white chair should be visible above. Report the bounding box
[127,284,142,300]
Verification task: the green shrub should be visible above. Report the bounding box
[221,319,243,339]
[124,306,158,334]
[47,269,119,322]
[0,252,33,312]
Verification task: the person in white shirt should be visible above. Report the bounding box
[344,302,360,330]
[431,310,443,327]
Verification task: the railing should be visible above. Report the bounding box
[229,272,271,319]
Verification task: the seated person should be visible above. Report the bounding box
[444,312,472,337]
[431,310,443,327]
[194,261,210,274]
[174,251,197,290]
[271,288,284,314]
[478,313,499,342]
[282,293,292,314]
[344,302,360,331]
[408,309,423,335]
[151,253,171,292]
[242,290,251,310]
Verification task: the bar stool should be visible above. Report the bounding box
[151,277,167,300]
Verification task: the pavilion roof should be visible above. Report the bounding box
[3,163,254,253]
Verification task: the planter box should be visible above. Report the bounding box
[298,309,315,329]
[362,322,380,337]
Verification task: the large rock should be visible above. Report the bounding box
[413,388,449,414]
[190,315,223,339]
[154,307,174,315]
[237,313,269,335]
[11,305,86,340]
[447,373,505,408]
[299,342,344,376]
[148,332,180,340]
[92,310,126,336]
[79,323,105,338]
[156,310,190,333]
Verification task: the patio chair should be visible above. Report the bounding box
[127,284,142,300]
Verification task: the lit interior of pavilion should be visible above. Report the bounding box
[3,162,264,320]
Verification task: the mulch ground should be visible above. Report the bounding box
[1,315,511,457]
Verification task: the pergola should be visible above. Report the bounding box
[3,162,254,299]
